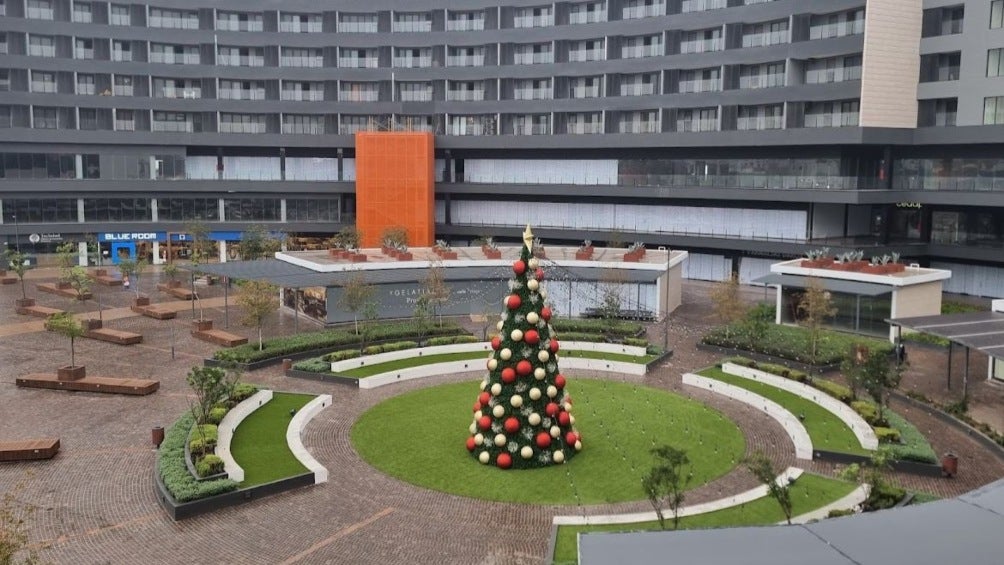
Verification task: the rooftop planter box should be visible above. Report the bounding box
[800,258,835,269]
[349,253,367,263]
[482,247,502,259]
[396,251,413,261]
[575,247,594,260]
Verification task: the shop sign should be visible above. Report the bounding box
[28,233,63,243]
[896,202,922,209]
[99,232,164,242]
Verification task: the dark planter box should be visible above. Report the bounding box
[397,252,413,261]
[15,298,35,308]
[350,254,367,263]
[133,296,151,307]
[193,320,214,332]
[57,365,85,381]
[83,318,102,331]
[813,449,943,477]
[285,368,361,387]
[154,468,315,521]
[695,342,840,374]
[483,249,502,259]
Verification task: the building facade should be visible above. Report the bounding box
[0,0,1002,294]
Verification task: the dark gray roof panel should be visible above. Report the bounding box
[889,311,1004,353]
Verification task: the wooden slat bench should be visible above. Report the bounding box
[91,274,122,286]
[130,304,177,320]
[37,283,92,301]
[157,284,195,300]
[0,438,60,462]
[16,305,64,318]
[0,275,15,285]
[84,328,143,345]
[192,329,248,347]
[17,374,159,396]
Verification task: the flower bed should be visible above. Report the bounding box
[551,319,644,337]
[212,321,469,364]
[702,323,893,367]
[186,383,260,479]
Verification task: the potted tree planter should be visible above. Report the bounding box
[192,319,213,332]
[15,297,36,309]
[483,247,502,259]
[133,294,151,308]
[397,251,413,261]
[575,241,594,260]
[47,312,86,381]
[57,365,86,381]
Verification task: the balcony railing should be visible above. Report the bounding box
[26,7,54,19]
[218,54,264,67]
[392,21,432,32]
[114,119,135,131]
[340,90,380,102]
[514,15,553,28]
[623,4,664,19]
[448,55,484,67]
[149,16,199,30]
[111,50,132,62]
[739,74,785,89]
[281,90,324,101]
[159,87,202,99]
[514,52,553,65]
[219,122,268,134]
[399,89,433,102]
[29,46,56,57]
[571,86,601,98]
[616,173,881,190]
[447,19,485,31]
[152,120,194,133]
[113,85,134,96]
[150,53,200,65]
[676,119,718,132]
[510,124,550,135]
[338,57,379,68]
[279,21,323,33]
[809,19,865,40]
[569,49,604,62]
[806,67,862,84]
[619,121,660,134]
[682,0,727,12]
[514,88,551,100]
[217,20,264,32]
[737,115,783,130]
[567,122,603,134]
[218,89,265,101]
[678,78,720,93]
[281,56,323,68]
[447,90,485,102]
[804,112,859,128]
[338,21,379,33]
[394,56,432,68]
[893,176,1004,192]
[282,123,325,135]
[75,48,94,59]
[447,123,487,136]
[621,45,662,58]
[620,83,656,96]
[741,30,789,48]
[680,38,723,54]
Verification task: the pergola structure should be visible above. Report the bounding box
[888,310,1004,397]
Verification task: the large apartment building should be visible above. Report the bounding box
[0,0,1002,296]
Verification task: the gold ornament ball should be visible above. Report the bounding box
[563,402,572,411]
[527,279,539,291]
[569,415,576,425]
[491,383,502,396]
[494,434,507,447]
[474,410,483,419]
[550,425,561,438]
[529,387,542,400]
[492,404,505,418]
[554,450,566,463]
[528,413,541,426]
[527,312,539,324]
[479,451,490,464]
[547,385,558,398]
[481,379,488,390]
[487,359,498,371]
[574,440,582,451]
[510,329,523,342]
[500,348,513,361]
[510,395,524,408]
[469,422,477,434]
[474,433,484,446]
[529,258,540,269]
[540,287,548,299]
[534,367,546,379]
[521,446,534,459]
[496,320,504,331]
[537,350,550,362]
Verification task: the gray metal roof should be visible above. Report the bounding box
[188,260,663,288]
[580,478,1004,565]
[888,311,1004,354]
[754,273,893,297]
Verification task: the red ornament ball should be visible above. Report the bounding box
[555,374,566,389]
[516,360,533,376]
[466,437,477,451]
[565,432,578,446]
[549,339,560,354]
[536,433,552,448]
[541,307,553,321]
[501,367,517,384]
[512,260,527,275]
[473,402,482,412]
[491,336,502,350]
[506,295,522,310]
[524,329,540,345]
[558,412,571,427]
[478,416,492,431]
[478,391,491,405]
[497,453,513,469]
[535,268,545,281]
[546,403,560,417]
[504,417,520,434]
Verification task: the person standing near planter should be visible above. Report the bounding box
[122,275,130,291]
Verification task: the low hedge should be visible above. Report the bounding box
[213,321,468,363]
[551,319,643,337]
[362,341,417,355]
[293,358,333,373]
[158,412,238,502]
[207,407,228,425]
[623,337,649,348]
[231,383,258,402]
[810,378,854,403]
[196,454,224,477]
[425,335,480,346]
[874,427,902,444]
[901,332,950,348]
[703,321,894,366]
[827,508,856,518]
[884,410,938,464]
[556,332,608,343]
[851,401,881,426]
[325,350,361,363]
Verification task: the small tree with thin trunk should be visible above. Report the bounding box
[337,274,376,334]
[710,274,747,339]
[186,221,212,320]
[56,242,77,284]
[358,301,379,353]
[422,262,451,326]
[797,277,837,365]
[412,294,433,346]
[236,280,279,351]
[186,365,235,425]
[842,344,903,423]
[5,249,30,300]
[597,269,627,321]
[47,311,85,369]
[641,445,691,530]
[163,263,180,285]
[745,451,794,525]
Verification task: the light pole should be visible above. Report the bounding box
[12,213,20,253]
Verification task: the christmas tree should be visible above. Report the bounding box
[466,225,583,469]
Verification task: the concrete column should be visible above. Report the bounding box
[77,199,85,223]
[149,156,157,179]
[218,199,226,221]
[151,198,158,222]
[280,199,287,222]
[218,240,227,263]
[152,241,162,265]
[77,241,88,267]
[74,154,83,179]
[775,286,783,325]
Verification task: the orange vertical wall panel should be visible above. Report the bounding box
[355,131,435,248]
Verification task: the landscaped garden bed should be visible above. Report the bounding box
[208,321,472,369]
[552,473,858,564]
[230,392,313,486]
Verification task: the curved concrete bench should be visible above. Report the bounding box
[287,394,332,484]
[331,341,647,373]
[553,467,804,526]
[722,363,878,451]
[356,356,645,389]
[683,373,813,460]
[216,389,273,483]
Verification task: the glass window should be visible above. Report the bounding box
[110,4,131,26]
[29,35,55,57]
[985,96,1004,124]
[73,2,93,23]
[77,74,95,95]
[223,198,281,222]
[26,0,53,20]
[993,0,1004,29]
[989,48,1004,77]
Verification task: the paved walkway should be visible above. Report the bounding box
[1,272,1002,564]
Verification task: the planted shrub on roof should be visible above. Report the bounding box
[425,335,481,346]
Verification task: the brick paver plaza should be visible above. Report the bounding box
[2,270,1003,564]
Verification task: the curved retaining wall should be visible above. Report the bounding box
[683,373,813,460]
[722,362,879,451]
[331,341,647,373]
[288,394,333,484]
[216,390,274,483]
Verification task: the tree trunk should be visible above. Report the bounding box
[353,315,359,334]
[70,336,75,368]
[258,326,264,351]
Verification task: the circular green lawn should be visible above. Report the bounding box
[351,379,745,505]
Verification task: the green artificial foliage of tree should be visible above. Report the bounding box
[466,226,582,470]
[4,249,30,300]
[47,311,85,368]
[642,445,691,530]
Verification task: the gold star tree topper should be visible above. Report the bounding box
[522,225,534,250]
